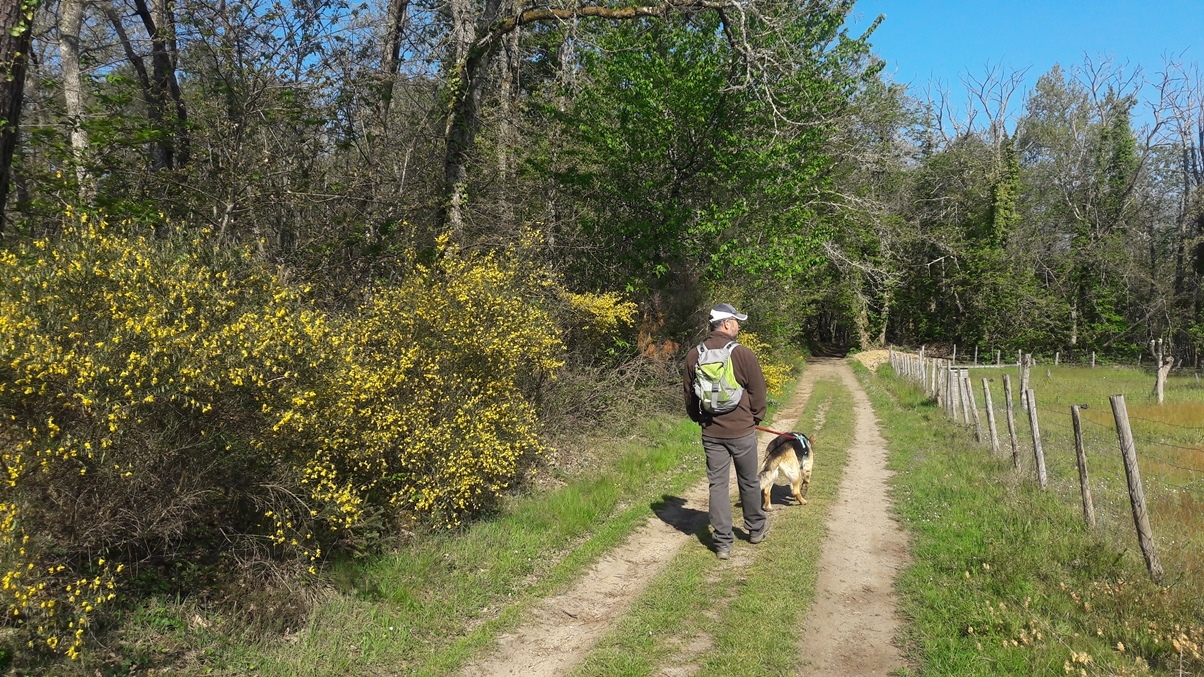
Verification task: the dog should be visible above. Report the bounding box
[759,432,813,511]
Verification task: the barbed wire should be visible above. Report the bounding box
[1143,439,1204,454]
[1140,456,1202,475]
[1126,415,1204,431]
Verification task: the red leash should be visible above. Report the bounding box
[757,425,812,444]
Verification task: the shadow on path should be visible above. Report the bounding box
[651,495,710,547]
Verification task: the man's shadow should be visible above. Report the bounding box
[651,494,712,548]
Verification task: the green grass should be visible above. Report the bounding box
[861,362,1204,676]
[571,377,857,676]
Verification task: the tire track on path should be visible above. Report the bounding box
[798,359,909,675]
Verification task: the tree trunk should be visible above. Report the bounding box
[132,0,189,169]
[440,0,493,235]
[495,17,521,228]
[0,0,37,232]
[1155,356,1173,404]
[1149,339,1173,404]
[59,0,94,201]
[854,293,872,349]
[380,0,410,110]
[103,2,171,173]
[875,288,890,346]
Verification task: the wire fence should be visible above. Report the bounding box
[913,344,1204,375]
[887,348,1203,584]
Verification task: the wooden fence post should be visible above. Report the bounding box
[1109,394,1165,581]
[936,361,945,409]
[1003,374,1019,469]
[951,365,963,422]
[974,346,978,364]
[919,347,927,394]
[952,344,957,365]
[965,371,983,443]
[996,349,1001,366]
[1055,351,1060,366]
[1091,351,1096,368]
[942,362,951,418]
[958,369,972,424]
[1026,388,1047,489]
[1070,405,1096,529]
[944,361,953,416]
[1019,354,1032,412]
[982,378,1000,454]
[939,361,948,414]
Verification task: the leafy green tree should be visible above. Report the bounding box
[539,3,880,340]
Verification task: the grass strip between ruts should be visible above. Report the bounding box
[570,377,856,676]
[857,363,1203,676]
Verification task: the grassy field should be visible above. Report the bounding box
[864,361,1204,676]
[955,364,1202,587]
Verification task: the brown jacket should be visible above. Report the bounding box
[683,329,767,439]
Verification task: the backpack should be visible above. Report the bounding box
[693,341,744,415]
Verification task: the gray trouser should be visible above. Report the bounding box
[703,431,766,550]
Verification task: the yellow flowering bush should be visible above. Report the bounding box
[272,236,564,530]
[736,332,793,396]
[0,214,327,658]
[558,291,639,360]
[0,218,571,658]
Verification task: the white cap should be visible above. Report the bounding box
[709,303,748,322]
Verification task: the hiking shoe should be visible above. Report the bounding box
[750,522,770,545]
[716,548,731,560]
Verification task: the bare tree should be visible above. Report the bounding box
[130,0,189,169]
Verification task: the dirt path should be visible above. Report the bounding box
[460,359,908,676]
[798,360,909,675]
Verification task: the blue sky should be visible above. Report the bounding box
[846,1,1204,126]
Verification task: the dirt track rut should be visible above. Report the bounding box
[798,361,909,675]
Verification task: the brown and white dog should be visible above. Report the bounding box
[759,432,813,511]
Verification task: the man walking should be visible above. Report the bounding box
[684,303,769,560]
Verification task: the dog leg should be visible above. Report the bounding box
[792,478,808,505]
[759,469,775,511]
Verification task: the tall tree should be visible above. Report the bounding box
[131,0,189,170]
[58,0,94,200]
[0,0,38,231]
